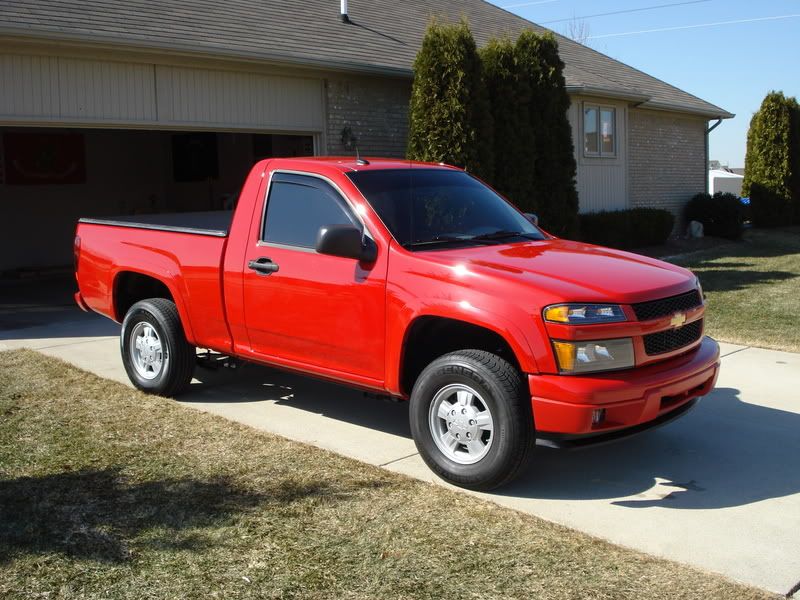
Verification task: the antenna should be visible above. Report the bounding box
[355,146,369,166]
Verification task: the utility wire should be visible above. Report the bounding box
[541,0,713,25]
[588,13,800,39]
[500,0,561,9]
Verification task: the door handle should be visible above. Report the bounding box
[248,257,280,275]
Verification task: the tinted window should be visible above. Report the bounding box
[347,169,543,248]
[263,175,355,248]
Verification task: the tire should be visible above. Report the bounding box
[409,350,534,491]
[120,298,195,396]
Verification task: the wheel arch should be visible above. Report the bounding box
[113,270,197,345]
[397,313,536,397]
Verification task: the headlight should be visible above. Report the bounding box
[544,304,626,325]
[552,338,635,374]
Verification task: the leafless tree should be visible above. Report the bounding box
[563,17,592,46]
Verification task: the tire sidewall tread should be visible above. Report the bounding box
[409,349,533,491]
[120,298,195,397]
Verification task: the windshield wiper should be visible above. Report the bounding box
[470,230,539,241]
[402,235,475,249]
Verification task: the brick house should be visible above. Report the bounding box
[0,0,732,271]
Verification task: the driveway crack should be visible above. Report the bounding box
[379,452,419,467]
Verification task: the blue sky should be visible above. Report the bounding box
[487,0,800,167]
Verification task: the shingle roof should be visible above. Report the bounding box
[0,0,732,118]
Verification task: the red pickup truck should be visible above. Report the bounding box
[75,157,720,490]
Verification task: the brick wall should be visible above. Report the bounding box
[629,108,707,227]
[326,76,411,157]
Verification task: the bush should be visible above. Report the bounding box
[407,18,493,181]
[685,192,745,239]
[579,208,675,250]
[742,91,797,227]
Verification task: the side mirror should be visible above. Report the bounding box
[524,213,539,226]
[316,224,377,262]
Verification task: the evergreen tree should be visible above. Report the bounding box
[742,91,796,226]
[515,31,579,238]
[481,37,534,208]
[788,96,800,224]
[407,19,493,180]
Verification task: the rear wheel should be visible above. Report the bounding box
[121,298,195,396]
[409,350,533,490]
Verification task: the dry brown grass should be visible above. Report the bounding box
[0,349,776,599]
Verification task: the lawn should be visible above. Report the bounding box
[667,226,800,353]
[0,350,774,600]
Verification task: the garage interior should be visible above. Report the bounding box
[0,128,315,274]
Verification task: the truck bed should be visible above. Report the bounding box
[79,210,233,237]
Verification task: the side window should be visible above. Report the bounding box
[262,175,356,248]
[584,103,617,157]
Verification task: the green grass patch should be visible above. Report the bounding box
[0,350,775,599]
[667,226,800,353]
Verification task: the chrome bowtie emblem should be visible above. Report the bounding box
[670,312,687,328]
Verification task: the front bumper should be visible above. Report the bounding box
[529,336,720,437]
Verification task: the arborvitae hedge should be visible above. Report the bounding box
[789,96,800,224]
[515,31,579,238]
[579,209,674,250]
[407,19,493,181]
[481,37,534,208]
[742,91,797,227]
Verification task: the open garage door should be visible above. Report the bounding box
[0,128,315,272]
[0,54,325,273]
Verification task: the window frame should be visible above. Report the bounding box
[258,170,368,251]
[583,103,617,158]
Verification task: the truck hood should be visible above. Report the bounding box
[426,238,695,304]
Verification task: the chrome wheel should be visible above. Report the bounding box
[428,383,494,465]
[130,321,166,380]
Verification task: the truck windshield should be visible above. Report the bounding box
[346,169,545,249]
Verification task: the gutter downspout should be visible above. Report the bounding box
[705,118,723,193]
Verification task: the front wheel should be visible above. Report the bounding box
[409,350,534,491]
[120,298,195,396]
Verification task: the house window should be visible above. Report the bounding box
[584,104,616,157]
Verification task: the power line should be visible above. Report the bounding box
[500,0,560,9]
[541,0,713,25]
[588,13,800,39]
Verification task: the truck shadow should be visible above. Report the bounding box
[187,367,800,510]
[502,386,800,509]
[187,364,413,439]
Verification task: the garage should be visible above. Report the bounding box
[0,53,326,273]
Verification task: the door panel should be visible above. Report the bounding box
[242,173,386,382]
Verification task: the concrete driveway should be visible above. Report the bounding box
[2,277,799,596]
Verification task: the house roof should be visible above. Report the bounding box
[0,0,733,119]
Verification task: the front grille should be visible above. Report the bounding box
[643,319,703,355]
[632,290,702,321]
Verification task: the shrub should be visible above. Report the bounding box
[515,31,579,239]
[579,208,675,250]
[685,192,745,239]
[742,91,796,227]
[407,18,493,181]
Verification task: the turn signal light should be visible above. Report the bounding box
[551,338,635,374]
